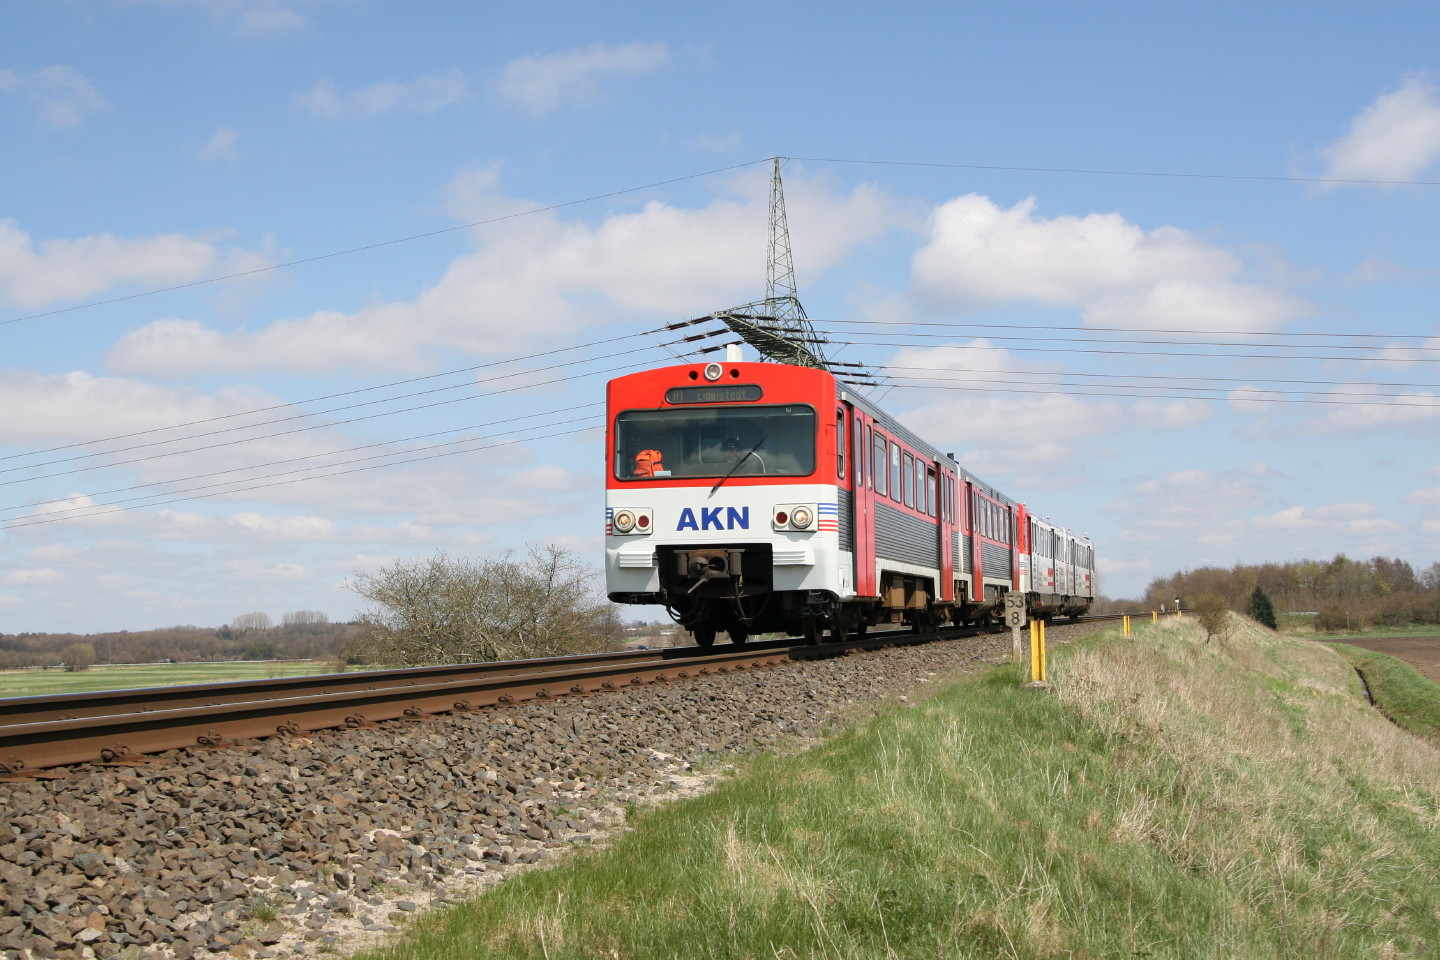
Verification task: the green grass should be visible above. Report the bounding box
[0,660,334,697]
[1285,623,1440,641]
[1330,643,1440,742]
[352,618,1440,960]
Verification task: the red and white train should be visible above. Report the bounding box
[604,359,1095,645]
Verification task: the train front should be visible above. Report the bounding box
[604,360,842,646]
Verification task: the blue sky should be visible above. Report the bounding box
[3,1,1439,632]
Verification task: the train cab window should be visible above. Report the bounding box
[890,442,902,503]
[873,432,887,495]
[613,404,816,480]
[902,453,914,507]
[836,410,846,479]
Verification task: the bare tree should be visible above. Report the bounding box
[61,643,95,672]
[1191,594,1232,643]
[230,612,273,635]
[282,610,329,626]
[346,545,623,667]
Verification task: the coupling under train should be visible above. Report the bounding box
[604,359,1095,646]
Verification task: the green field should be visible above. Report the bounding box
[1330,643,1440,742]
[355,616,1440,960]
[1281,621,1440,641]
[0,660,335,698]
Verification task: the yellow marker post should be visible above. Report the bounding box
[1029,619,1047,683]
[1123,615,1131,637]
[1152,610,1158,623]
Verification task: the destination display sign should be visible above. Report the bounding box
[664,384,763,404]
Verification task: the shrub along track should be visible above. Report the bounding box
[0,622,1101,959]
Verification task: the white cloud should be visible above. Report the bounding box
[129,0,308,35]
[1252,501,1397,536]
[0,219,272,309]
[0,65,109,128]
[886,340,1208,489]
[496,41,670,114]
[294,70,471,119]
[3,568,63,585]
[1320,77,1440,182]
[198,125,241,161]
[1408,486,1440,506]
[1106,463,1280,547]
[1344,255,1434,285]
[107,170,900,376]
[1235,384,1440,437]
[227,512,335,540]
[911,194,1306,332]
[0,371,282,447]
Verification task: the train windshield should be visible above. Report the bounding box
[614,405,816,480]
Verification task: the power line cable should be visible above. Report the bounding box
[0,402,603,516]
[873,362,1440,392]
[0,328,679,463]
[0,424,601,531]
[807,332,1440,364]
[782,154,1440,188]
[11,412,604,523]
[0,351,659,489]
[2,159,776,328]
[876,374,1440,407]
[0,339,662,477]
[823,317,1440,344]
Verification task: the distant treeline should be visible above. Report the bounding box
[0,612,364,669]
[1141,554,1440,630]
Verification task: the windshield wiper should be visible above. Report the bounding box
[709,434,767,496]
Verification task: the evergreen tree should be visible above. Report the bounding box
[1247,585,1278,630]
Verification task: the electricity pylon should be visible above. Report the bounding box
[712,158,829,369]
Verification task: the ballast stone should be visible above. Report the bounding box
[0,627,1081,958]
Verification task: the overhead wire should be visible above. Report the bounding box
[1,325,729,527]
[0,327,691,463]
[7,410,605,524]
[0,330,727,485]
[781,154,1440,188]
[0,402,604,517]
[0,422,603,531]
[1,158,777,328]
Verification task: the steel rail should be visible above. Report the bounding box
[0,632,926,776]
[0,643,793,726]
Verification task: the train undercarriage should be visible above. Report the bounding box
[612,543,1091,647]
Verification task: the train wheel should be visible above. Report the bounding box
[693,625,717,648]
[802,617,824,645]
[829,610,850,644]
[728,626,749,645]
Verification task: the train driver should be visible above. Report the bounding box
[632,448,665,478]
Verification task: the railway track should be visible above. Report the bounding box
[0,613,1151,777]
[0,630,927,776]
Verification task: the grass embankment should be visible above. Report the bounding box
[0,660,331,697]
[1330,643,1440,742]
[357,619,1440,960]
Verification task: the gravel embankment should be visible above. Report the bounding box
[0,627,1088,959]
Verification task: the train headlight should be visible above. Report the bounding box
[611,508,652,535]
[790,506,814,529]
[613,510,636,533]
[704,362,723,381]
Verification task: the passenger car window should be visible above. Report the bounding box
[873,432,887,495]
